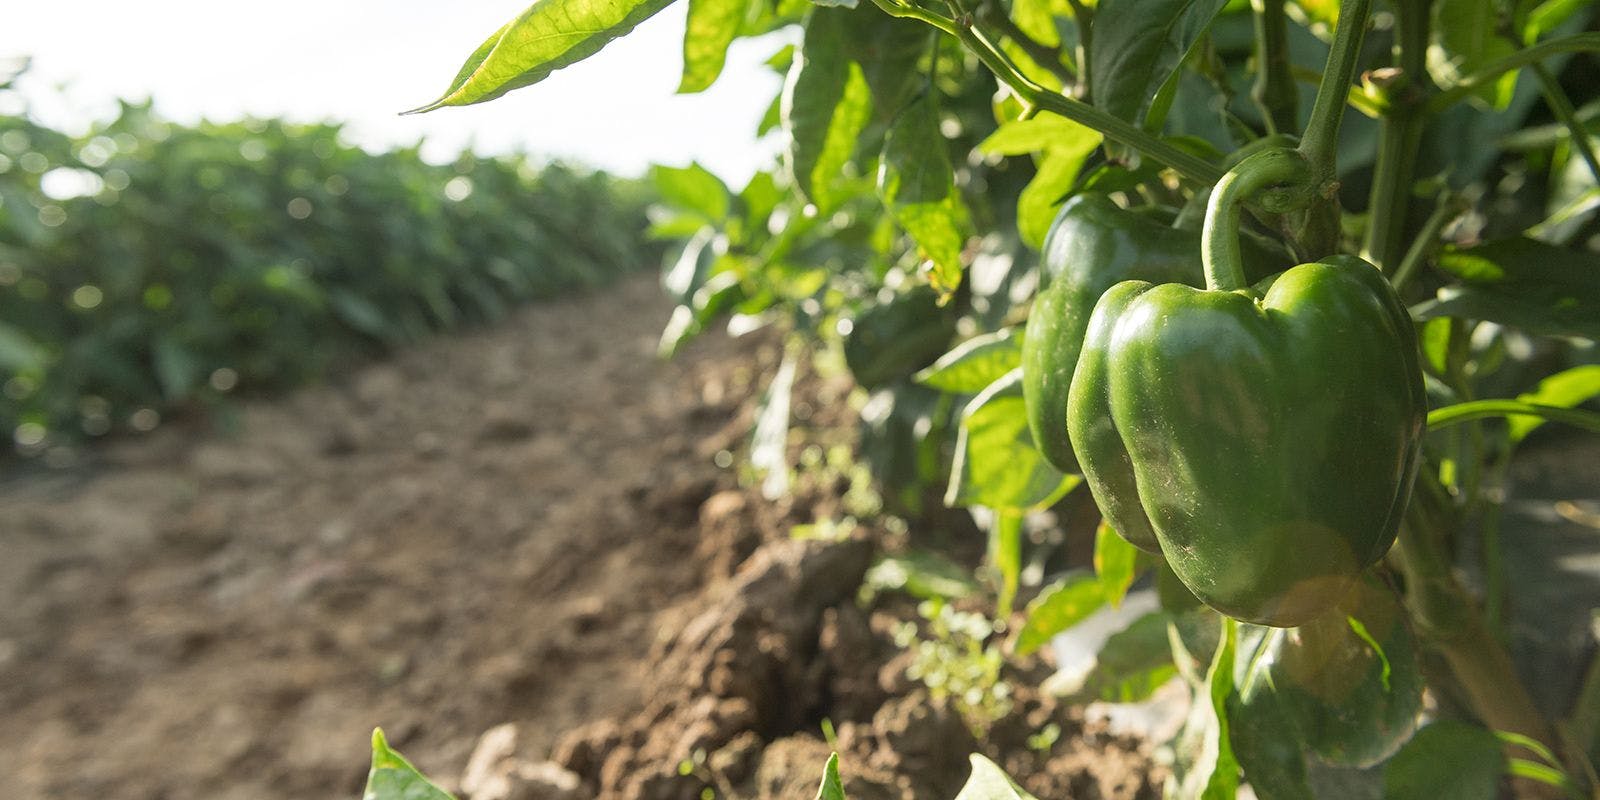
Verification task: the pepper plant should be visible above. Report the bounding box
[381,0,1600,796]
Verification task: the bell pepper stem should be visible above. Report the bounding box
[1201,148,1312,291]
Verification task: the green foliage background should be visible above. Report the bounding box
[0,79,656,452]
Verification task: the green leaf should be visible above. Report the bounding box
[978,114,1103,248]
[814,752,847,800]
[1094,521,1141,606]
[1169,617,1239,800]
[1088,0,1229,129]
[865,552,980,600]
[1383,721,1507,800]
[841,12,931,122]
[953,754,1039,800]
[363,728,456,800]
[1523,0,1591,42]
[650,162,732,223]
[679,0,750,93]
[409,0,677,112]
[1015,573,1109,656]
[1412,237,1600,339]
[914,328,1023,394]
[1427,399,1600,435]
[879,93,972,295]
[1079,613,1180,703]
[783,9,874,214]
[1429,0,1519,109]
[945,369,1078,512]
[1511,365,1600,442]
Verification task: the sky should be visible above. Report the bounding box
[2,1,789,183]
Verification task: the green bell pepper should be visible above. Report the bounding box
[1021,194,1286,486]
[1067,150,1426,626]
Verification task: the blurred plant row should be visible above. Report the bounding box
[0,69,656,455]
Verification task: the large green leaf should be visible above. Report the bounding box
[953,754,1039,800]
[879,93,971,294]
[841,12,931,123]
[945,369,1077,511]
[1088,0,1228,129]
[783,9,874,215]
[1411,237,1600,339]
[1382,721,1506,800]
[678,0,751,93]
[409,0,678,112]
[363,729,456,800]
[1093,521,1141,606]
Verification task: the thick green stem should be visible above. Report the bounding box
[1394,473,1559,751]
[1202,148,1312,290]
[1362,0,1429,273]
[867,0,1225,184]
[1298,0,1373,184]
[1251,0,1299,135]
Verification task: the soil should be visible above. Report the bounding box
[0,273,1159,800]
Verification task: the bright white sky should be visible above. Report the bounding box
[2,1,789,183]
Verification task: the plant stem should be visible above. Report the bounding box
[1427,33,1600,115]
[979,2,1078,86]
[1362,0,1429,273]
[1391,194,1466,292]
[1251,0,1299,136]
[1531,62,1600,186]
[1392,472,1560,750]
[1427,400,1600,434]
[867,0,1225,184]
[1202,148,1313,291]
[1298,0,1373,185]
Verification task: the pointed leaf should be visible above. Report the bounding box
[880,93,971,294]
[814,752,847,800]
[410,0,677,112]
[1015,573,1109,656]
[363,729,456,800]
[954,754,1039,800]
[679,0,751,93]
[914,328,1023,394]
[1511,365,1600,442]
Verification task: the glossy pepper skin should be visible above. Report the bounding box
[1021,195,1285,509]
[1068,255,1425,626]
